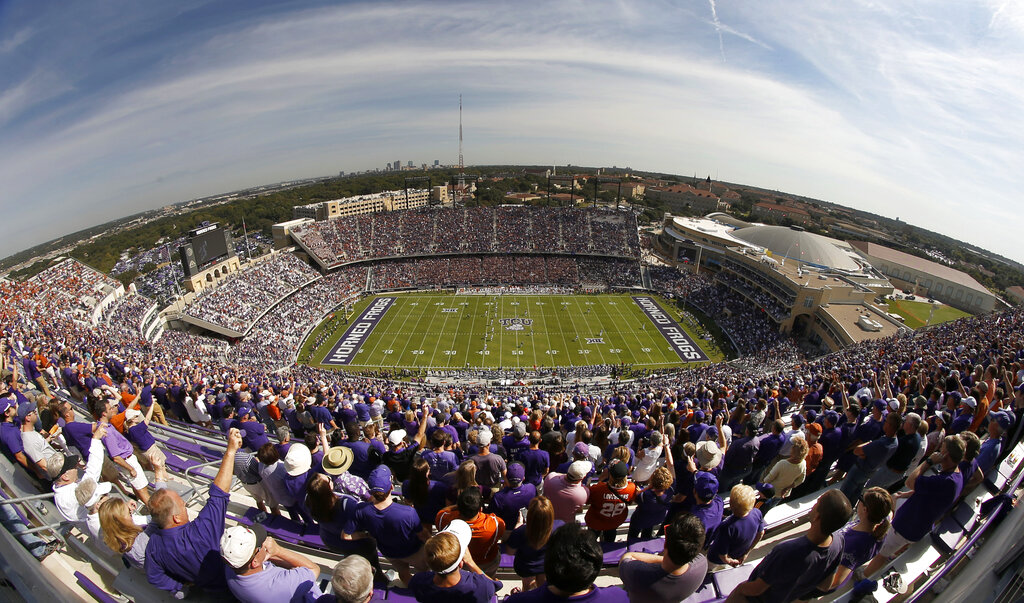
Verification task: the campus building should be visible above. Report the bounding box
[645,183,725,215]
[849,241,1000,314]
[655,214,903,352]
[292,189,431,221]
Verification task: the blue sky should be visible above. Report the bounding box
[1,0,1022,264]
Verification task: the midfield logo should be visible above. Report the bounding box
[586,338,604,344]
[500,318,534,331]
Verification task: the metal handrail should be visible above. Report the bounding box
[906,456,1024,602]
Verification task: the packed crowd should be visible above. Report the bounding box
[1,259,124,327]
[228,267,367,370]
[291,207,641,268]
[103,293,159,340]
[366,256,641,292]
[2,292,1022,602]
[182,253,321,333]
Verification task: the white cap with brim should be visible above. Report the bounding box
[220,524,268,569]
[439,519,472,574]
[284,444,312,476]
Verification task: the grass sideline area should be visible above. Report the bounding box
[301,293,722,372]
[886,298,971,329]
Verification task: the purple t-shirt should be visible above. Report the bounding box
[507,585,629,603]
[318,495,360,552]
[690,496,724,544]
[630,487,675,530]
[408,569,501,603]
[423,449,459,476]
[521,448,551,485]
[126,422,156,452]
[0,421,24,462]
[402,478,450,527]
[507,519,565,577]
[490,482,537,529]
[226,562,319,603]
[63,421,95,459]
[101,423,134,459]
[145,484,230,593]
[891,469,964,542]
[707,509,765,564]
[839,528,882,570]
[353,500,424,559]
[747,533,845,603]
[619,555,708,603]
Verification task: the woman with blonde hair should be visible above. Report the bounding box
[98,497,150,569]
[505,496,564,591]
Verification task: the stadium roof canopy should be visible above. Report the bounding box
[733,225,861,271]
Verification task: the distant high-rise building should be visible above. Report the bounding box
[434,159,439,167]
[395,160,400,171]
[408,161,413,168]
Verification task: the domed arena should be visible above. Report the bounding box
[1,195,1021,603]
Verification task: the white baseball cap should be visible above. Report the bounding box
[438,520,472,574]
[220,524,268,569]
[387,429,407,446]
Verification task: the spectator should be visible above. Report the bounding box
[409,519,503,603]
[726,489,851,602]
[0,499,60,561]
[520,430,550,487]
[306,473,383,578]
[91,396,151,506]
[123,407,169,487]
[404,457,450,530]
[347,465,429,586]
[506,523,628,602]
[584,459,638,542]
[631,431,665,485]
[436,487,506,577]
[861,435,965,578]
[19,401,60,480]
[99,496,152,569]
[489,462,536,530]
[821,487,893,593]
[318,555,383,603]
[471,429,507,494]
[761,438,808,512]
[627,466,676,545]
[838,411,900,504]
[619,513,708,603]
[49,423,106,527]
[506,496,564,591]
[221,524,322,602]
[707,485,765,569]
[866,413,922,491]
[544,460,592,524]
[690,472,724,545]
[145,427,242,597]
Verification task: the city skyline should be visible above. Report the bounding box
[1,1,1021,263]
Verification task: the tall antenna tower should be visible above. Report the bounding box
[457,95,465,193]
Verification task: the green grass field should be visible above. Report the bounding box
[302,293,720,371]
[886,298,971,329]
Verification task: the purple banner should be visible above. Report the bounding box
[632,296,709,362]
[322,297,395,365]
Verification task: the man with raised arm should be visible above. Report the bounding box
[145,427,242,597]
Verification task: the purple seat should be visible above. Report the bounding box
[230,508,326,548]
[626,537,664,554]
[712,563,755,596]
[681,578,719,603]
[601,541,628,565]
[930,516,965,554]
[75,571,119,603]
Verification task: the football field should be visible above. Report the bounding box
[304,293,716,371]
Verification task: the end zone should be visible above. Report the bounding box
[321,297,394,365]
[632,296,709,362]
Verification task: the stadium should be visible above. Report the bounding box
[1,198,1022,603]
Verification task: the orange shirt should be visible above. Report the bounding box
[584,481,638,531]
[435,508,505,565]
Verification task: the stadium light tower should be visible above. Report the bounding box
[457,95,466,202]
